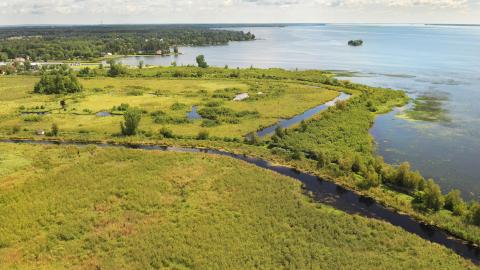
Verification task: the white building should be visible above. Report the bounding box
[233,93,249,101]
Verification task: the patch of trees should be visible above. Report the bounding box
[0,25,255,61]
[348,40,363,46]
[34,65,83,94]
[107,60,128,77]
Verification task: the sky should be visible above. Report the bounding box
[0,0,479,25]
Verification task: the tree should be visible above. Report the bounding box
[245,132,260,145]
[420,179,444,211]
[51,123,59,136]
[196,55,208,68]
[468,202,480,226]
[173,46,179,54]
[0,52,7,62]
[34,65,83,94]
[107,59,128,77]
[315,150,329,169]
[138,60,144,69]
[120,108,142,136]
[444,189,466,215]
[60,100,67,110]
[275,126,285,138]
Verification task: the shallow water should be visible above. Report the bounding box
[187,106,202,120]
[119,24,480,198]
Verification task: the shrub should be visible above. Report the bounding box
[107,60,128,77]
[34,65,83,94]
[23,115,43,122]
[275,126,285,138]
[171,102,187,110]
[51,123,59,136]
[291,150,304,160]
[159,127,174,138]
[197,130,210,140]
[120,108,142,136]
[444,189,466,216]
[245,132,260,145]
[417,179,444,211]
[201,119,221,127]
[314,150,329,169]
[196,55,208,68]
[468,202,480,226]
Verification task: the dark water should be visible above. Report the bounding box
[1,139,479,264]
[119,24,480,199]
[257,92,351,137]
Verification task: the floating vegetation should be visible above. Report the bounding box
[404,92,451,123]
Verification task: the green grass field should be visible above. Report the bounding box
[0,76,339,138]
[0,143,474,269]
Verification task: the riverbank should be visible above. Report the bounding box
[0,141,476,269]
[1,137,480,264]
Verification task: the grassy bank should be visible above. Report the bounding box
[0,143,475,269]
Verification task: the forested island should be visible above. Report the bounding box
[0,25,255,61]
[348,39,363,46]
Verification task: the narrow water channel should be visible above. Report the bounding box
[256,92,351,137]
[1,139,479,264]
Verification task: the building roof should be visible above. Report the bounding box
[233,93,249,101]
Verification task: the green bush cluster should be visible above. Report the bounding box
[34,65,83,94]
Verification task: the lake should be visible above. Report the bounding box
[119,24,480,199]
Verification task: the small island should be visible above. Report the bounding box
[348,39,364,46]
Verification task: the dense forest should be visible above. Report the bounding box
[0,25,255,61]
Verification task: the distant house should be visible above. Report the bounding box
[233,93,249,101]
[156,50,163,55]
[36,130,45,135]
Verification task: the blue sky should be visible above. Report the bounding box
[1,0,479,25]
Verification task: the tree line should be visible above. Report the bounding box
[0,25,255,61]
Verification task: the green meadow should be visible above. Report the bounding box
[0,76,338,138]
[0,143,474,269]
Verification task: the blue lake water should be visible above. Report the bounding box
[120,24,480,199]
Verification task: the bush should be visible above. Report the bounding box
[201,119,221,127]
[417,179,444,211]
[468,202,480,226]
[51,123,59,136]
[107,60,128,77]
[159,127,174,138]
[34,65,83,94]
[245,132,260,145]
[196,55,208,68]
[171,102,187,110]
[120,108,142,136]
[197,130,209,140]
[444,189,466,216]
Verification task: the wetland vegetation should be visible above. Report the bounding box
[0,143,475,269]
[1,63,480,267]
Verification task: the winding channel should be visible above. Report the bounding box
[257,92,351,137]
[1,138,479,264]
